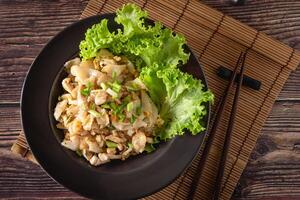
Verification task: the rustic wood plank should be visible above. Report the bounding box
[1,102,300,199]
[0,0,300,103]
[0,0,88,103]
[233,101,300,199]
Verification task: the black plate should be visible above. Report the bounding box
[21,14,210,200]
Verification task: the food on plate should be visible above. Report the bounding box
[54,3,213,166]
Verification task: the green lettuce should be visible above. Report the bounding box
[79,3,189,69]
[140,67,213,140]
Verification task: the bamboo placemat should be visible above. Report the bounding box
[11,0,300,199]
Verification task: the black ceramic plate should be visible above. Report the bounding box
[21,14,210,200]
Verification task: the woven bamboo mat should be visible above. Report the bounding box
[11,0,300,199]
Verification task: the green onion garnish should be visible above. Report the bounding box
[100,82,107,90]
[123,95,131,103]
[110,102,117,110]
[108,81,122,93]
[112,71,117,79]
[127,102,133,112]
[106,140,117,148]
[118,113,126,122]
[81,82,93,96]
[136,106,142,115]
[88,110,102,118]
[130,115,136,124]
[101,103,110,109]
[127,142,133,148]
[90,103,96,110]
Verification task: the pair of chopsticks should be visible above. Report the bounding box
[188,52,247,200]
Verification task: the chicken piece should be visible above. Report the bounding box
[95,135,104,148]
[113,56,121,62]
[132,130,147,153]
[98,153,110,163]
[82,149,93,161]
[106,148,116,155]
[91,90,108,105]
[66,105,79,116]
[86,138,101,153]
[105,135,127,143]
[54,100,68,120]
[61,136,79,151]
[71,65,88,83]
[93,49,115,69]
[122,147,133,160]
[70,86,78,99]
[102,63,126,77]
[89,155,101,166]
[132,114,148,129]
[80,60,94,68]
[95,114,109,129]
[82,115,94,131]
[69,119,82,135]
[117,143,124,151]
[62,78,74,94]
[77,84,88,110]
[56,123,65,129]
[64,57,81,70]
[108,154,122,160]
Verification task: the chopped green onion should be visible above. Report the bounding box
[90,103,96,110]
[76,149,82,156]
[81,82,93,96]
[123,95,131,103]
[100,82,107,90]
[101,103,110,109]
[126,85,139,91]
[110,102,117,110]
[106,140,117,148]
[112,71,117,79]
[118,113,126,122]
[88,110,102,118]
[127,102,133,112]
[108,81,122,93]
[144,144,155,153]
[81,88,89,96]
[127,142,133,148]
[136,106,142,116]
[130,115,136,124]
[106,88,118,98]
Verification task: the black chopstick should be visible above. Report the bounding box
[212,53,246,200]
[187,52,246,199]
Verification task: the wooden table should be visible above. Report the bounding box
[1,0,300,199]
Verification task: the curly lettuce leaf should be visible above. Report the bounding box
[79,3,189,69]
[115,3,161,39]
[126,28,189,69]
[79,19,120,59]
[140,67,214,140]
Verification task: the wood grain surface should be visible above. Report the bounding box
[1,0,300,199]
